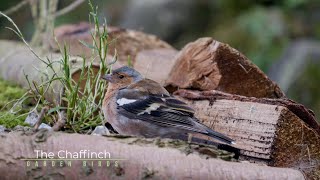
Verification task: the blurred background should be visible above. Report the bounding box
[0,0,320,118]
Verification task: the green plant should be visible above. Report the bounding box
[0,79,26,111]
[0,78,30,128]
[0,111,28,128]
[0,0,115,132]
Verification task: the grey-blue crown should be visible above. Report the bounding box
[113,66,143,81]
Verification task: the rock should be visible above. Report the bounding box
[24,112,51,130]
[91,126,110,136]
[24,111,38,126]
[38,123,52,130]
[0,125,6,133]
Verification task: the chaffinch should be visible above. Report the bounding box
[102,66,235,144]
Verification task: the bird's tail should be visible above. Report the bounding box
[205,128,235,145]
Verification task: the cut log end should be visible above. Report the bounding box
[174,89,320,179]
[165,37,285,98]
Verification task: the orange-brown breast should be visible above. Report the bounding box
[102,84,119,125]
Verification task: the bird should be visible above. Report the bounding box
[101,66,235,144]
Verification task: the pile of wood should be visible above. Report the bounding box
[0,22,319,179]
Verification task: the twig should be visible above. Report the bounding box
[54,0,86,18]
[33,106,49,130]
[52,110,67,131]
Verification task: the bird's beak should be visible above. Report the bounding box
[101,74,113,82]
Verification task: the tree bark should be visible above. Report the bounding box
[165,38,285,98]
[0,130,305,179]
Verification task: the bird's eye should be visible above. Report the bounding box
[118,75,125,79]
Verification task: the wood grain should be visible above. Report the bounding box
[0,130,304,179]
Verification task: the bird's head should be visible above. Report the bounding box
[102,66,143,89]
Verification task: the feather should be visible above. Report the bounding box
[115,79,234,144]
[116,98,137,106]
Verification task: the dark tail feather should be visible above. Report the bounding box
[205,129,235,145]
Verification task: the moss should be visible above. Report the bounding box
[0,78,29,128]
[0,112,28,128]
[0,79,26,110]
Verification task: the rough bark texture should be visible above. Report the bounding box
[51,22,174,64]
[0,130,305,180]
[165,38,285,98]
[174,89,320,179]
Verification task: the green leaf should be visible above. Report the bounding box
[48,106,68,114]
[79,40,98,50]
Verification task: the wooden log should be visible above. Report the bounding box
[51,22,175,63]
[165,37,285,98]
[174,89,320,179]
[0,130,304,179]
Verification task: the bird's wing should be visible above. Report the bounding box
[116,87,205,134]
[117,80,235,144]
[127,79,170,96]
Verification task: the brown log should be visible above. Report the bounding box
[165,38,285,98]
[51,22,174,64]
[175,89,320,135]
[174,89,320,179]
[0,130,304,179]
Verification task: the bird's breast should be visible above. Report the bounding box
[102,91,118,124]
